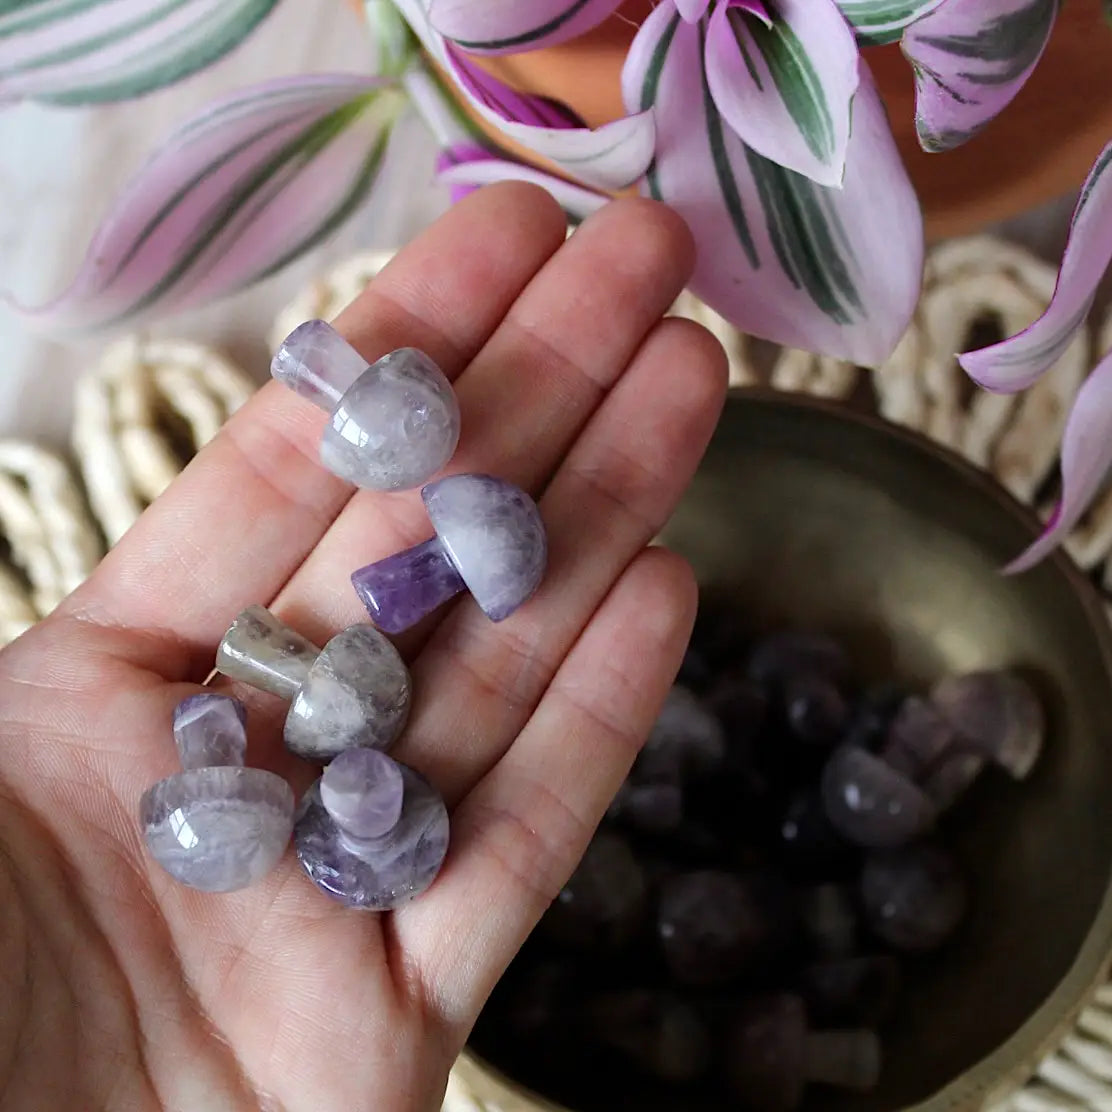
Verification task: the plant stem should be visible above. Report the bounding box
[402,58,481,148]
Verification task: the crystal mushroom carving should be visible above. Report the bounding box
[656,869,788,986]
[820,745,936,848]
[351,473,547,634]
[272,319,460,492]
[294,747,449,910]
[860,842,968,952]
[140,693,295,892]
[216,605,410,760]
[932,670,1045,779]
[726,993,881,1111]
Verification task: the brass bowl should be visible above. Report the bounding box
[460,391,1112,1111]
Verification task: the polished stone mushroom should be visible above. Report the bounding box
[860,842,968,952]
[271,319,460,491]
[140,694,294,893]
[216,604,410,761]
[726,992,881,1111]
[821,745,935,849]
[351,472,547,634]
[294,747,449,910]
[932,670,1045,779]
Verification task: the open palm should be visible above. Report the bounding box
[0,185,726,1112]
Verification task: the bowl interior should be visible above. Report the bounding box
[468,392,1112,1111]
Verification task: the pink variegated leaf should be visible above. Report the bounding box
[961,143,1112,393]
[0,0,280,106]
[705,0,859,186]
[1004,348,1112,573]
[622,4,922,366]
[427,0,624,54]
[10,74,404,331]
[436,142,609,218]
[902,0,1059,153]
[834,0,949,47]
[393,0,654,191]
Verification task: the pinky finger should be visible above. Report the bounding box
[398,546,697,1033]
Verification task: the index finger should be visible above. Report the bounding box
[60,183,569,676]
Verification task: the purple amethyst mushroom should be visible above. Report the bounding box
[216,605,410,761]
[656,870,788,986]
[783,671,849,747]
[725,993,881,1111]
[271,320,460,492]
[294,747,449,910]
[860,842,968,952]
[140,694,294,893]
[821,745,935,849]
[931,670,1045,779]
[351,473,547,634]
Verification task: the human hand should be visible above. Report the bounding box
[0,184,727,1112]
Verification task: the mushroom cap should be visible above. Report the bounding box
[422,473,547,621]
[321,347,461,492]
[931,670,1045,778]
[294,764,449,910]
[861,842,968,952]
[140,766,294,892]
[284,624,411,761]
[821,744,936,848]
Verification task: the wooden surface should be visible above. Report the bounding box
[0,1,447,447]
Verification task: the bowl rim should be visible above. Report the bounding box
[459,388,1112,1112]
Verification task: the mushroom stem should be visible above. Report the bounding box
[270,319,368,412]
[351,536,467,634]
[320,749,405,850]
[216,604,320,699]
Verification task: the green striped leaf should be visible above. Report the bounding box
[426,0,623,55]
[834,0,949,46]
[961,140,1112,394]
[705,0,859,186]
[11,74,403,330]
[621,4,922,367]
[902,0,1059,152]
[0,0,281,106]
